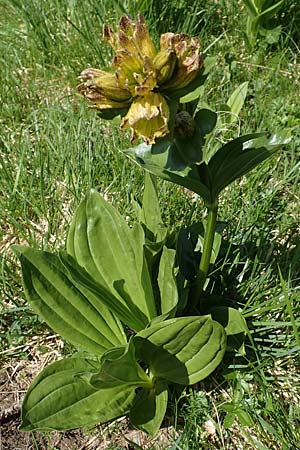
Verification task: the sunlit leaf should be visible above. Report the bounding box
[140,172,167,242]
[134,316,226,385]
[20,357,135,431]
[158,246,178,316]
[208,131,290,198]
[13,246,126,355]
[123,140,212,204]
[180,85,204,104]
[67,190,156,326]
[226,82,249,124]
[59,251,149,332]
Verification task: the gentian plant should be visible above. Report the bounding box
[14,14,290,437]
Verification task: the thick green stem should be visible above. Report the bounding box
[190,199,218,310]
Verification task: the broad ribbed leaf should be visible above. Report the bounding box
[59,251,149,331]
[67,190,156,326]
[158,246,178,316]
[14,246,126,355]
[123,142,212,204]
[208,132,290,198]
[20,357,135,431]
[134,316,226,385]
[209,307,248,354]
[130,382,168,437]
[90,341,152,389]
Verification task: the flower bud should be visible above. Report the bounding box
[174,111,195,138]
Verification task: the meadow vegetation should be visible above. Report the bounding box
[1,0,300,448]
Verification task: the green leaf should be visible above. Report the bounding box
[237,409,254,426]
[180,85,204,104]
[158,246,178,317]
[59,251,149,332]
[134,316,226,385]
[67,190,156,326]
[130,381,168,437]
[140,173,167,243]
[208,131,290,197]
[226,82,249,124]
[257,0,284,24]
[20,357,135,431]
[194,108,217,138]
[208,307,248,354]
[90,341,152,389]
[223,412,236,429]
[261,26,282,44]
[123,141,212,205]
[13,246,126,355]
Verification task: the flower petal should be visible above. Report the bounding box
[121,92,170,144]
[133,14,157,60]
[153,50,176,84]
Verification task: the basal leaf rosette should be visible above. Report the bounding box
[78,14,203,144]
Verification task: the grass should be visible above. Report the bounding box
[1,0,300,448]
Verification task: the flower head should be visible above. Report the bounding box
[78,14,203,144]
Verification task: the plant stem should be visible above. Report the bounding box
[190,199,218,311]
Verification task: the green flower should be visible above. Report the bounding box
[78,14,203,144]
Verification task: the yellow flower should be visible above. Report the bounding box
[159,33,203,91]
[121,92,170,144]
[78,14,203,144]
